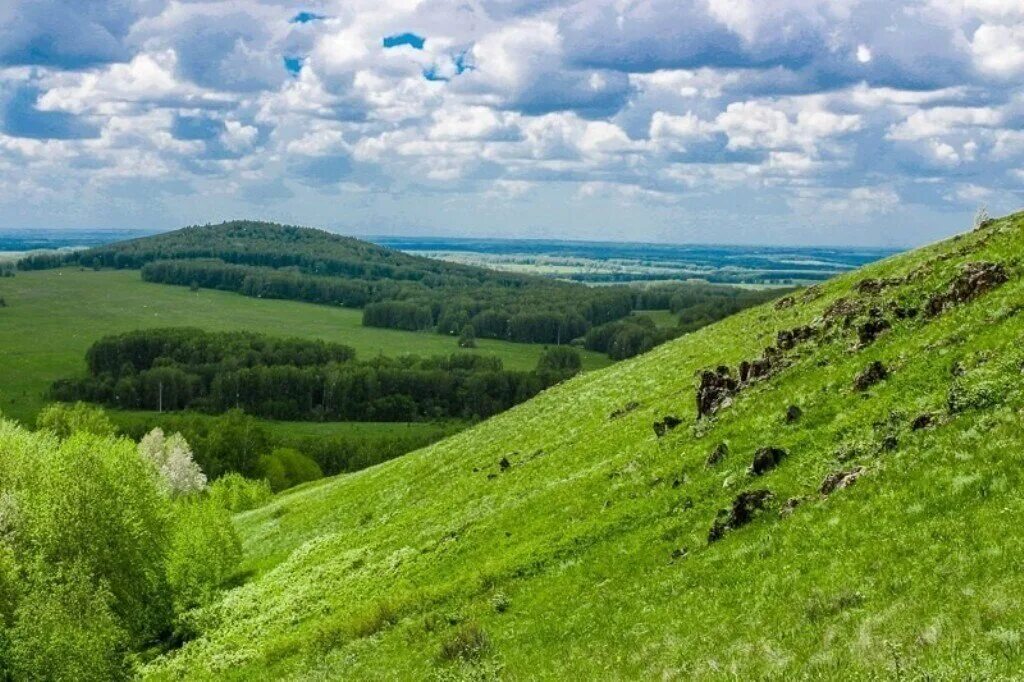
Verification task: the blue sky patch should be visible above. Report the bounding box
[290,11,326,24]
[383,33,425,50]
[283,56,303,75]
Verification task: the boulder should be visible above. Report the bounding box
[785,405,803,423]
[925,261,1009,317]
[696,368,738,419]
[911,412,935,430]
[749,446,787,476]
[820,466,865,495]
[653,415,683,438]
[857,312,891,346]
[706,442,729,467]
[853,361,889,391]
[708,489,774,542]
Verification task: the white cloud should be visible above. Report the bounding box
[971,23,1024,77]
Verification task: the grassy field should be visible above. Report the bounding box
[0,269,611,424]
[631,308,678,328]
[146,213,1024,679]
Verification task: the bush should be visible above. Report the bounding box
[258,447,324,493]
[9,565,128,682]
[36,401,117,440]
[0,418,248,673]
[457,324,477,349]
[439,621,490,662]
[207,473,273,512]
[165,499,242,613]
[537,346,582,375]
[21,431,173,644]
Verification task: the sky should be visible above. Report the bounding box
[0,1,1021,246]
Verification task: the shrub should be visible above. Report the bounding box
[9,564,128,682]
[35,401,116,440]
[457,324,477,349]
[207,473,273,512]
[138,428,207,496]
[536,346,582,375]
[165,499,242,613]
[439,621,491,662]
[258,447,324,493]
[20,431,174,644]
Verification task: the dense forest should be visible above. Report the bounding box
[18,221,784,346]
[52,328,582,423]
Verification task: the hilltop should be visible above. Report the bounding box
[146,212,1024,678]
[17,220,781,347]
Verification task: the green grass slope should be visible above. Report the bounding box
[0,269,610,423]
[149,213,1024,680]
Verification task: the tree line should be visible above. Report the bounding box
[53,328,582,423]
[18,220,784,346]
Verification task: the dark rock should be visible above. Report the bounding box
[925,261,1009,317]
[774,295,795,310]
[610,401,640,419]
[670,547,688,560]
[696,369,738,419]
[749,358,772,380]
[857,277,905,295]
[749,446,787,476]
[911,413,935,430]
[785,405,803,423]
[822,297,864,328]
[892,305,918,320]
[738,361,751,383]
[706,442,729,467]
[777,325,815,350]
[857,312,891,346]
[856,278,882,295]
[499,457,511,472]
[853,361,889,391]
[708,489,774,542]
[653,415,683,438]
[820,466,865,495]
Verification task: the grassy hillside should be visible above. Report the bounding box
[150,212,1024,679]
[0,269,610,423]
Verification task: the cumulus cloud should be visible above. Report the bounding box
[0,0,1019,244]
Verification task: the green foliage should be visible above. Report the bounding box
[55,329,569,425]
[20,431,173,644]
[17,221,775,348]
[0,418,244,676]
[536,345,582,375]
[35,401,116,439]
[165,498,242,613]
[457,325,476,349]
[145,213,1024,679]
[9,565,128,682]
[439,622,491,662]
[0,267,610,424]
[258,448,323,493]
[207,473,273,512]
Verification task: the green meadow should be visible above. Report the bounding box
[0,268,611,424]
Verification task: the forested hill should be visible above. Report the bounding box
[19,220,517,287]
[148,212,1024,678]
[18,220,784,349]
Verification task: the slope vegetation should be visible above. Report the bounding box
[150,213,1024,679]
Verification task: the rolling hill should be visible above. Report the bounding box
[146,212,1024,679]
